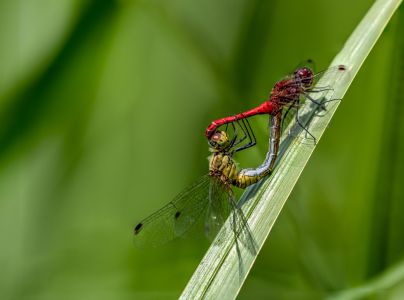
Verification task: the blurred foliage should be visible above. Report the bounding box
[0,0,402,299]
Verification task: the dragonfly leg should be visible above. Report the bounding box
[244,118,257,146]
[234,118,256,152]
[231,119,248,147]
[229,122,239,148]
[295,106,317,144]
[307,85,334,92]
[280,103,295,133]
[320,97,342,104]
[229,116,255,149]
[304,92,327,110]
[304,92,342,111]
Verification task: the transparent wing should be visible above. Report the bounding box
[133,174,211,248]
[205,178,257,255]
[228,192,258,255]
[295,59,316,71]
[205,177,232,241]
[284,64,346,89]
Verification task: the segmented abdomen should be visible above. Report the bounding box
[232,112,282,188]
[233,171,270,189]
[209,153,271,189]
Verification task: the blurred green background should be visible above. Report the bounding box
[0,0,403,299]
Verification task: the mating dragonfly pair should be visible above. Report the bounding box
[133,61,347,251]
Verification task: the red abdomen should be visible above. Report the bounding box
[205,101,280,137]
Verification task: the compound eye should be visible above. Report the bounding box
[210,132,222,142]
[212,132,220,140]
[209,132,223,148]
[294,67,313,86]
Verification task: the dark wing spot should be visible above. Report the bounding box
[338,64,347,70]
[174,211,181,219]
[134,223,143,235]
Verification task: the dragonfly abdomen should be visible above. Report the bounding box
[209,152,269,189]
[233,171,268,189]
[232,112,282,189]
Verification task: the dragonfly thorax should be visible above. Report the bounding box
[209,152,238,185]
[270,79,303,106]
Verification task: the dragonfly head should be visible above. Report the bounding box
[209,131,230,151]
[294,67,314,87]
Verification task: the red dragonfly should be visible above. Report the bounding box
[206,63,347,149]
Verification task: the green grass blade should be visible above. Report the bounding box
[180,0,403,299]
[328,258,404,300]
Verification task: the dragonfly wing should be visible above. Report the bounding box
[133,174,211,248]
[228,193,258,255]
[204,177,232,241]
[204,178,257,254]
[174,175,211,237]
